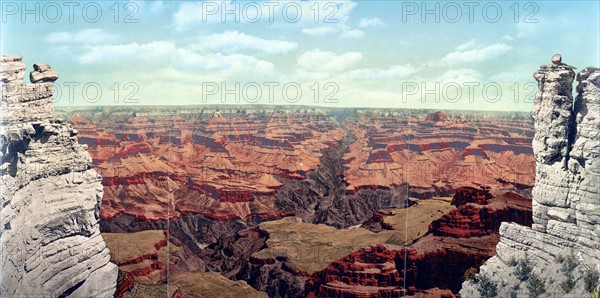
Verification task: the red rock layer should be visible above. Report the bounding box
[67,112,345,221]
[129,261,164,277]
[115,271,136,298]
[435,189,532,238]
[429,204,532,238]
[342,112,535,194]
[306,240,493,297]
[450,187,493,206]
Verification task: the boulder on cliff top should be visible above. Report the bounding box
[30,64,59,83]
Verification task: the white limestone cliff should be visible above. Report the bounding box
[0,55,117,297]
[461,56,599,297]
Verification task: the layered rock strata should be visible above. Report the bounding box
[461,56,600,297]
[0,55,117,297]
[305,190,532,297]
[342,111,535,195]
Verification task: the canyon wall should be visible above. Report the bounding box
[0,55,117,297]
[461,56,600,297]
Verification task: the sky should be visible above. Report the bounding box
[1,0,599,111]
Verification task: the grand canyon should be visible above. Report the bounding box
[3,53,598,297]
[56,104,537,297]
[3,0,599,296]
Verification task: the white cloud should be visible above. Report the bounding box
[173,1,363,40]
[77,40,275,77]
[46,29,115,45]
[343,64,417,80]
[290,1,362,39]
[297,49,363,72]
[297,0,357,25]
[337,88,400,108]
[502,35,515,41]
[78,41,175,64]
[175,1,357,29]
[517,16,571,39]
[174,1,219,30]
[148,1,165,13]
[455,40,477,51]
[441,43,512,65]
[175,48,274,73]
[358,17,384,28]
[193,31,297,54]
[301,26,364,39]
[516,21,542,38]
[437,68,481,84]
[340,29,364,39]
[125,0,166,14]
[489,71,519,82]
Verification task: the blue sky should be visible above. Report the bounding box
[1,0,598,111]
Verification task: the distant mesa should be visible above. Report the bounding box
[426,111,450,122]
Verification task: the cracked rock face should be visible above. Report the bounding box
[461,57,600,297]
[0,55,117,297]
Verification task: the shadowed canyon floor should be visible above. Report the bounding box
[59,107,536,297]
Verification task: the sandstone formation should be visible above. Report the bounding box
[461,56,600,297]
[0,56,117,296]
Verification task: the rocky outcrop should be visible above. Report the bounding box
[306,240,494,297]
[461,56,600,297]
[450,187,494,206]
[430,192,532,238]
[0,55,117,297]
[361,210,394,232]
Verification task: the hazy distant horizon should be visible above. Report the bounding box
[53,102,534,118]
